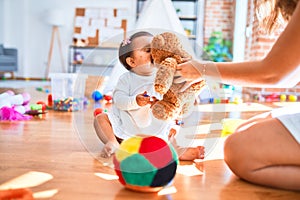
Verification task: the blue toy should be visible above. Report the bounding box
[91,90,103,101]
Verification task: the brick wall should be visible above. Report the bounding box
[203,0,299,98]
[203,0,234,45]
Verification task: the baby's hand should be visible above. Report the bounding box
[136,91,151,107]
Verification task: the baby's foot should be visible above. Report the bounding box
[100,142,119,158]
[178,146,205,161]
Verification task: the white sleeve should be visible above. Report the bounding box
[113,74,141,111]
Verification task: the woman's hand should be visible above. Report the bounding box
[174,60,202,83]
[174,60,205,91]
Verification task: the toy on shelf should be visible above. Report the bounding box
[113,135,178,193]
[74,51,84,64]
[288,94,298,102]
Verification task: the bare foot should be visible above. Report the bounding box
[177,146,205,161]
[100,141,119,158]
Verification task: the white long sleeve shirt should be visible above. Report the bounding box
[108,71,172,140]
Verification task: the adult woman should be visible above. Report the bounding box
[176,0,300,191]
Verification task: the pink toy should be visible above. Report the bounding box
[0,91,32,121]
[0,106,32,120]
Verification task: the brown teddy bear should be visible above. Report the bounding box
[151,32,206,121]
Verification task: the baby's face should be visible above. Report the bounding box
[131,36,153,66]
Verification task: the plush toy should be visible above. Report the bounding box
[0,91,31,114]
[113,135,178,192]
[151,32,206,120]
[0,90,32,120]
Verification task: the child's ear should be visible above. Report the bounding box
[126,57,136,68]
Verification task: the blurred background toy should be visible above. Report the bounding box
[0,90,31,114]
[91,90,103,102]
[113,135,178,192]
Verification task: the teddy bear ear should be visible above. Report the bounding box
[152,34,165,49]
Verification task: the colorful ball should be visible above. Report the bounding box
[91,91,103,101]
[113,135,178,192]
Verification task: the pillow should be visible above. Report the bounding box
[0,44,4,55]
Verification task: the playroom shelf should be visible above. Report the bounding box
[68,45,118,73]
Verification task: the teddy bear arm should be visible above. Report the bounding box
[154,58,177,94]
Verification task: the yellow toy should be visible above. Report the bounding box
[221,118,246,137]
[151,32,206,120]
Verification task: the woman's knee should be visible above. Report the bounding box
[224,130,253,177]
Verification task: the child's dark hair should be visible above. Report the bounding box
[119,31,153,70]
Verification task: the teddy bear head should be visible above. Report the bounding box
[151,32,191,64]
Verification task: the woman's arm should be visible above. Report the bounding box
[179,2,300,88]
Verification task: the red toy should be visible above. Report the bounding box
[103,95,112,102]
[94,108,103,117]
[36,101,47,111]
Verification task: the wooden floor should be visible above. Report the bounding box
[0,87,300,200]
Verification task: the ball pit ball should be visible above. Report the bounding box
[113,135,178,192]
[288,95,297,102]
[92,91,103,101]
[280,94,287,102]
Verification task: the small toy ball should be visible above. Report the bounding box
[92,90,103,101]
[113,135,178,192]
[93,108,103,117]
[280,94,287,102]
[288,94,297,102]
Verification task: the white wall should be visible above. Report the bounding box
[1,0,137,78]
[0,0,3,42]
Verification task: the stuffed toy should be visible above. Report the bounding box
[151,32,206,120]
[0,90,32,120]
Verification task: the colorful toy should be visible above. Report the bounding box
[280,94,287,102]
[53,97,81,111]
[221,118,246,137]
[92,90,103,102]
[0,106,32,121]
[36,101,47,111]
[150,32,206,120]
[288,94,297,102]
[47,94,53,107]
[93,108,103,117]
[25,103,46,116]
[103,94,113,103]
[0,91,31,115]
[113,135,178,192]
